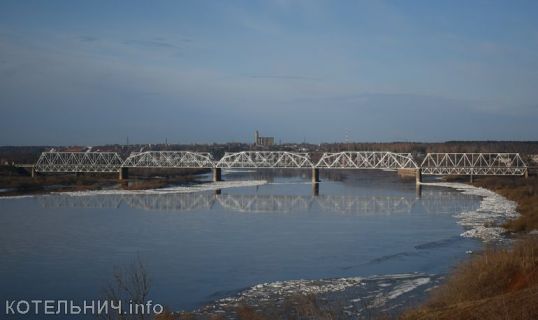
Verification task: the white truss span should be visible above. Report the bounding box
[421,153,527,176]
[216,151,313,168]
[35,152,123,173]
[32,150,528,177]
[316,152,418,169]
[122,151,214,168]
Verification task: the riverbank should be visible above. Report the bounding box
[402,176,538,320]
[0,167,210,197]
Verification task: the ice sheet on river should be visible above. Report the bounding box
[0,180,267,199]
[192,273,437,319]
[420,182,519,241]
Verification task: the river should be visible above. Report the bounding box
[1,170,501,318]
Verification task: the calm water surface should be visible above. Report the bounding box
[0,171,482,316]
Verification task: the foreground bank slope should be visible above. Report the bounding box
[402,176,538,320]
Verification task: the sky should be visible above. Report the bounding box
[1,0,538,145]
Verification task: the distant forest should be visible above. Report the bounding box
[1,141,538,165]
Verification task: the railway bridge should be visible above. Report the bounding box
[31,150,528,184]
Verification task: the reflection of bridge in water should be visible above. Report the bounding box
[37,189,481,215]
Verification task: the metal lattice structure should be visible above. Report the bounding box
[122,151,214,168]
[421,153,527,176]
[35,152,123,173]
[217,151,313,168]
[32,150,530,179]
[316,152,418,169]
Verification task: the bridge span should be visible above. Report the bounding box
[30,150,528,184]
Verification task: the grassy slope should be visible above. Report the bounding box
[402,176,538,320]
[472,176,538,232]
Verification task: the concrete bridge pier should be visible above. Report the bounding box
[524,169,529,179]
[415,168,422,184]
[312,183,319,196]
[119,167,129,180]
[31,166,37,178]
[469,174,474,183]
[213,168,222,182]
[312,168,320,184]
[416,183,422,198]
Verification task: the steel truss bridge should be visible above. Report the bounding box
[420,153,527,176]
[316,152,417,169]
[37,190,480,215]
[35,152,124,173]
[122,151,215,168]
[31,150,528,181]
[217,151,313,168]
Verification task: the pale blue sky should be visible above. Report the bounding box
[1,1,537,145]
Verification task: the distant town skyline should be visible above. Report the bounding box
[1,1,538,145]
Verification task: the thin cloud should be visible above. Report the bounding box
[122,39,182,49]
[246,74,321,81]
[78,36,98,42]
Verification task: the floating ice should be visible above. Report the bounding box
[420,182,519,241]
[0,180,268,199]
[194,273,435,318]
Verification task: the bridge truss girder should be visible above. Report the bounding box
[216,151,313,168]
[421,153,527,176]
[35,152,123,173]
[315,152,418,170]
[122,151,214,168]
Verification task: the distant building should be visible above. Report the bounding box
[254,130,274,146]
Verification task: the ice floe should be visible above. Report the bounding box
[420,182,519,241]
[0,180,267,199]
[193,273,437,319]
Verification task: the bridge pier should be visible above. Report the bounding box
[312,168,320,184]
[213,168,222,182]
[415,168,422,184]
[469,174,473,183]
[31,166,37,178]
[119,167,129,180]
[416,183,422,198]
[525,169,529,179]
[312,183,319,196]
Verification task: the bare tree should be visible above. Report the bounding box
[99,256,151,320]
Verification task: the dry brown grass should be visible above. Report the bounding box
[154,310,197,320]
[401,237,538,320]
[471,176,538,232]
[235,305,269,320]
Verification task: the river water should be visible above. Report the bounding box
[0,170,491,318]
